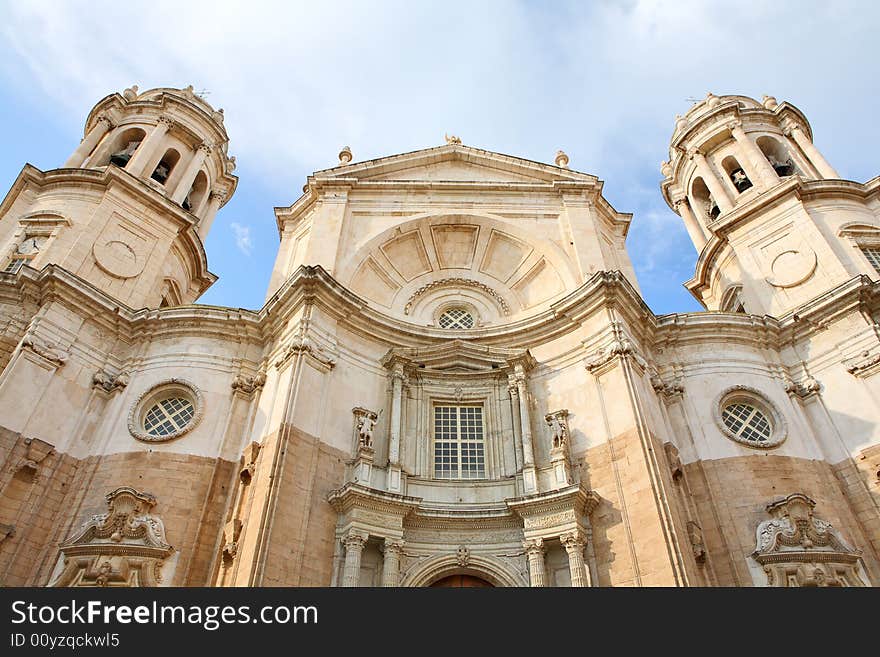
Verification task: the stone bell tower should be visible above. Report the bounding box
[660,93,880,317]
[0,85,238,308]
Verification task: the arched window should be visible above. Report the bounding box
[722,156,752,193]
[714,387,786,449]
[438,307,475,329]
[757,136,797,177]
[691,177,719,220]
[95,127,146,168]
[151,149,180,185]
[720,285,746,313]
[183,170,209,212]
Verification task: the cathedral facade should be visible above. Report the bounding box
[0,86,878,587]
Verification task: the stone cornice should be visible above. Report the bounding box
[506,483,601,519]
[327,482,421,517]
[8,262,877,366]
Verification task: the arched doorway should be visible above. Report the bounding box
[430,574,494,587]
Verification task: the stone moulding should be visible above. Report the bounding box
[127,378,204,443]
[52,487,174,587]
[404,277,510,316]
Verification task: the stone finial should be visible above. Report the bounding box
[660,160,673,177]
[762,95,779,110]
[122,85,138,101]
[674,114,687,131]
[338,146,353,164]
[444,133,462,145]
[212,108,225,123]
[555,150,570,168]
[705,92,720,108]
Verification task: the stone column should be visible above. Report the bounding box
[507,375,523,472]
[674,198,708,251]
[387,362,405,491]
[198,190,226,240]
[523,538,546,587]
[561,531,590,588]
[689,149,734,213]
[786,125,840,179]
[64,115,113,168]
[126,116,173,176]
[171,143,211,204]
[728,121,778,188]
[341,530,368,587]
[381,539,405,587]
[514,366,537,492]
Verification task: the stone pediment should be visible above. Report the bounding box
[312,144,598,186]
[381,340,535,374]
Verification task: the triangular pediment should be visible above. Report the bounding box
[381,340,536,374]
[312,144,598,186]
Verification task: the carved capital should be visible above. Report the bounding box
[383,538,405,555]
[726,119,743,133]
[92,369,129,393]
[156,115,174,129]
[560,531,585,552]
[522,537,544,556]
[209,189,228,204]
[197,142,213,156]
[231,372,266,395]
[95,115,115,130]
[342,530,368,551]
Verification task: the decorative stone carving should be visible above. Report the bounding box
[783,373,821,399]
[52,487,174,587]
[651,373,684,399]
[21,336,68,366]
[222,519,242,566]
[751,493,867,587]
[585,328,646,372]
[239,443,261,485]
[404,277,510,316]
[226,156,236,173]
[338,146,353,164]
[231,372,266,395]
[663,442,683,481]
[16,437,54,477]
[455,545,470,567]
[276,336,337,371]
[353,407,379,449]
[444,133,462,145]
[92,369,129,393]
[687,521,706,564]
[545,410,569,449]
[122,84,138,101]
[554,150,569,168]
[762,95,779,110]
[844,349,880,377]
[660,160,673,178]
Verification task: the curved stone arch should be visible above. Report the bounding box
[339,212,580,318]
[401,553,526,588]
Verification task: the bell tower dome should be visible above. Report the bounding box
[660,92,879,316]
[0,85,238,308]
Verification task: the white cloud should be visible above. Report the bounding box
[230,222,253,256]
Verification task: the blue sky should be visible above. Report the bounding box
[1,1,877,315]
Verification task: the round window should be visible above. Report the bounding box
[714,387,785,449]
[128,379,203,442]
[438,307,475,330]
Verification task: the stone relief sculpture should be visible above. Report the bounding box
[51,487,174,587]
[751,493,867,587]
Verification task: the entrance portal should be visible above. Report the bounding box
[429,574,494,587]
